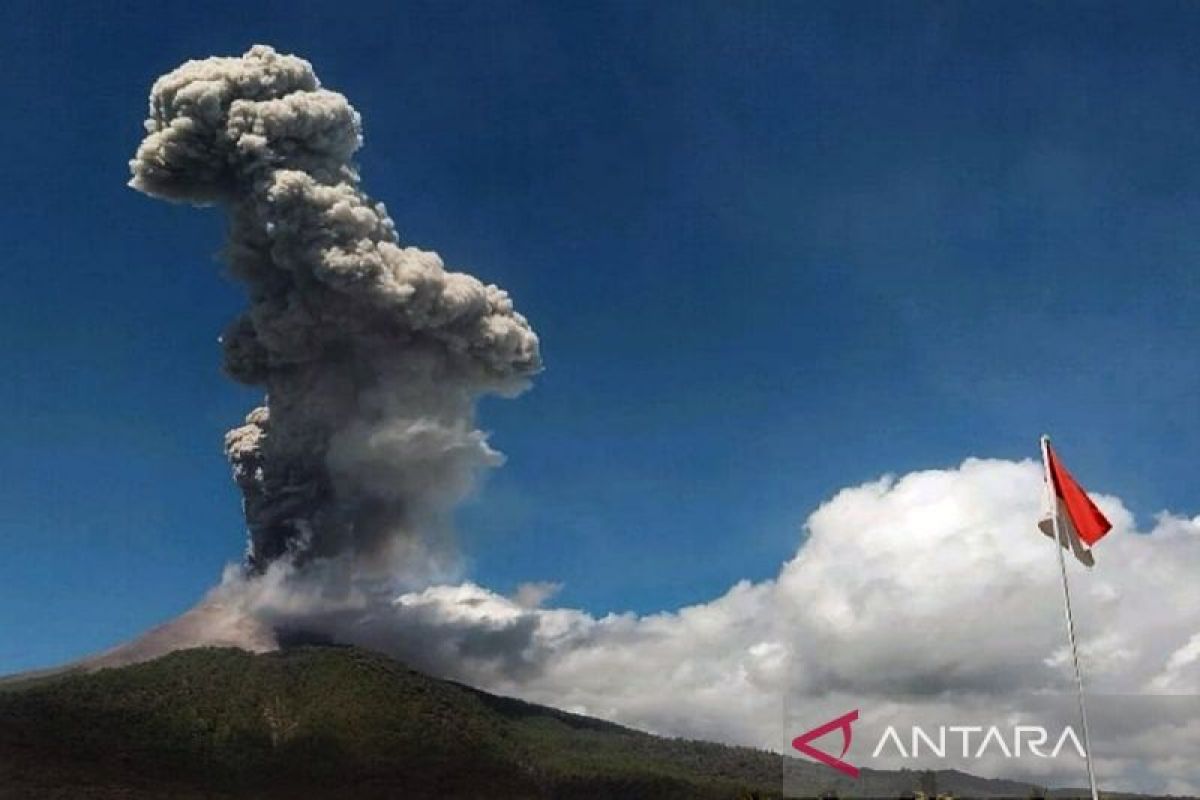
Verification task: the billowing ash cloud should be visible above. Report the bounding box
[129,45,540,573]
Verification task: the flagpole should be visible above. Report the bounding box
[1040,434,1100,800]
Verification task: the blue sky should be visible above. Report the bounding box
[1,0,1198,674]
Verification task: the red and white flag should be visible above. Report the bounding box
[1039,440,1112,568]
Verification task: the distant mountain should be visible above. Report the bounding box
[0,645,1083,799]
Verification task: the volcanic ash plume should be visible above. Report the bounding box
[129,45,540,575]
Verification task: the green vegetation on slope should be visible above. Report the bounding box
[0,645,782,799]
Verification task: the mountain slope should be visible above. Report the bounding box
[0,645,788,799]
[1,645,1100,799]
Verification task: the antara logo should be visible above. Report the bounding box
[792,711,1088,778]
[791,709,860,778]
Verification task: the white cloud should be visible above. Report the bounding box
[340,457,1199,791]
[366,459,1197,729]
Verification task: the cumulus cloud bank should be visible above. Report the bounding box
[270,458,1197,724]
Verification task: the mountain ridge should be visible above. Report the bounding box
[0,645,1104,799]
[0,645,787,798]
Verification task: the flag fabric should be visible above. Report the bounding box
[1039,441,1112,568]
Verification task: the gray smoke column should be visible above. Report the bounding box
[129,45,540,573]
